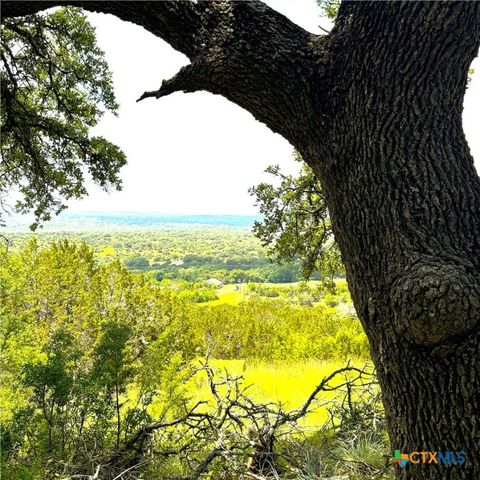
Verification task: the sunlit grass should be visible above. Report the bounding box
[201,284,246,306]
[187,358,370,430]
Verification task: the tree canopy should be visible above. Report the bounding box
[1,7,126,229]
[250,152,343,284]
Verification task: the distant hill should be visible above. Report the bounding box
[3,212,262,232]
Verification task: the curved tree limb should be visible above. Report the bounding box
[2,1,328,149]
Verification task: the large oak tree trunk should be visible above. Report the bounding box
[2,1,480,478]
[312,4,480,478]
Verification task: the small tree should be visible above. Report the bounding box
[91,321,134,450]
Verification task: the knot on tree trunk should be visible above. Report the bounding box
[390,259,480,346]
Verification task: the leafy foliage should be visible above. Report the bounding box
[7,228,305,284]
[317,0,341,20]
[193,289,366,361]
[0,237,374,479]
[250,152,344,285]
[0,7,126,229]
[0,239,194,478]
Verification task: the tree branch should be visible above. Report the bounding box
[2,1,328,149]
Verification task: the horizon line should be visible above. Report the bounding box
[7,211,262,218]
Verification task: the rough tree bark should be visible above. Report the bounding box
[3,1,480,479]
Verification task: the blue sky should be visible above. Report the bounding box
[64,0,480,215]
